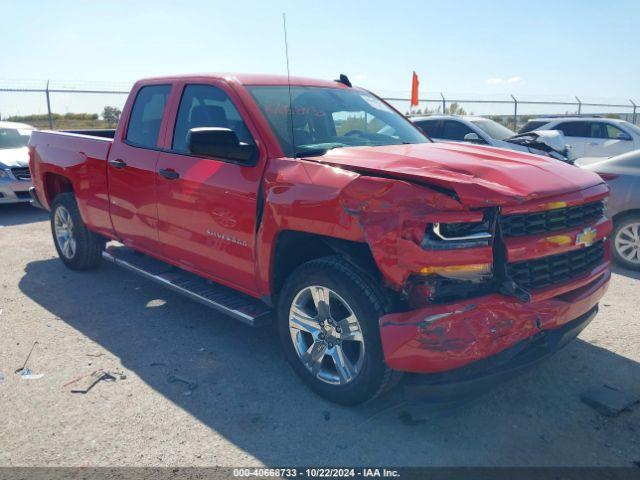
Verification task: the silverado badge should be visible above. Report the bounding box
[575,227,597,247]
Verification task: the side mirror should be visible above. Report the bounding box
[463,132,481,142]
[188,127,257,163]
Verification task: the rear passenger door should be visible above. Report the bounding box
[553,121,588,158]
[108,84,171,255]
[155,82,264,293]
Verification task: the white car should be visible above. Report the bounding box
[519,117,640,158]
[0,121,35,204]
[409,115,564,158]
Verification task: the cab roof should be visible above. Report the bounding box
[136,73,351,89]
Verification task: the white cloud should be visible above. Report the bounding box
[353,74,366,81]
[486,77,504,85]
[507,76,523,84]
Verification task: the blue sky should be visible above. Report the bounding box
[2,0,639,115]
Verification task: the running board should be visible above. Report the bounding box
[102,245,272,327]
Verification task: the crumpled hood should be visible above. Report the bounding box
[0,147,29,169]
[307,142,603,207]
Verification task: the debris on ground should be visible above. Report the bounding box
[63,369,125,394]
[14,340,38,375]
[581,385,640,417]
[86,352,105,358]
[0,372,5,383]
[19,368,44,380]
[167,374,198,395]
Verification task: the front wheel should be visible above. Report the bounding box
[612,214,640,270]
[277,256,399,405]
[51,193,105,270]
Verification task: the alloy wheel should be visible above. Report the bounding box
[288,285,365,385]
[54,206,76,259]
[615,222,640,265]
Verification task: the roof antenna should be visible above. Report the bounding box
[282,13,296,157]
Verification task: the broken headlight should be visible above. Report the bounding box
[421,219,493,249]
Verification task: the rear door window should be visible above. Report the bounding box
[555,121,587,137]
[414,120,440,137]
[126,85,171,148]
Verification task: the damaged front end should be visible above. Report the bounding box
[337,173,610,378]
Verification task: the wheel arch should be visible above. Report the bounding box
[612,209,640,224]
[43,172,74,206]
[270,230,381,299]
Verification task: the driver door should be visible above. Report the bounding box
[155,82,265,293]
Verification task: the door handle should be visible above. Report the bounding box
[159,168,180,180]
[108,158,127,169]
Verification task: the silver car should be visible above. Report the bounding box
[0,121,35,204]
[576,150,640,270]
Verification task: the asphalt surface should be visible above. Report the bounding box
[1,203,639,467]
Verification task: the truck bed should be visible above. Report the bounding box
[29,129,114,235]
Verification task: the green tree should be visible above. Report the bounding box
[445,102,467,115]
[102,106,122,127]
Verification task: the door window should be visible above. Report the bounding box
[555,121,587,137]
[441,120,475,141]
[414,120,440,137]
[604,123,628,139]
[125,85,171,148]
[172,84,254,153]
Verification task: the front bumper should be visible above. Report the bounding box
[402,305,597,402]
[0,173,32,204]
[379,268,609,375]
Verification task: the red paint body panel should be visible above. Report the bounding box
[28,73,612,376]
[380,266,610,373]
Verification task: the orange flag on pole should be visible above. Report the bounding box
[410,71,420,108]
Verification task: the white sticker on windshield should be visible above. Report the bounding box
[17,129,32,136]
[360,94,386,111]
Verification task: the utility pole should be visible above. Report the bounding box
[45,80,53,129]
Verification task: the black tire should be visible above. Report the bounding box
[277,256,400,405]
[50,193,105,270]
[611,213,640,271]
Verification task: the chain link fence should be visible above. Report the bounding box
[1,79,638,132]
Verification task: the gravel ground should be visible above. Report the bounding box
[1,203,639,467]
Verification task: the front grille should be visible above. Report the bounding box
[10,167,31,181]
[506,240,605,291]
[500,201,604,237]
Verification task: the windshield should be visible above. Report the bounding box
[469,119,515,140]
[248,86,428,157]
[0,128,32,150]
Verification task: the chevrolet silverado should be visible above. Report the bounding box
[29,73,611,404]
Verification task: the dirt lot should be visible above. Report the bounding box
[1,203,639,467]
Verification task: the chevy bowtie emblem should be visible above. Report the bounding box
[576,227,597,247]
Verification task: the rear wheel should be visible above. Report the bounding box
[51,193,105,270]
[612,214,640,270]
[277,256,399,405]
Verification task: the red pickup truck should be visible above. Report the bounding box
[29,73,611,404]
